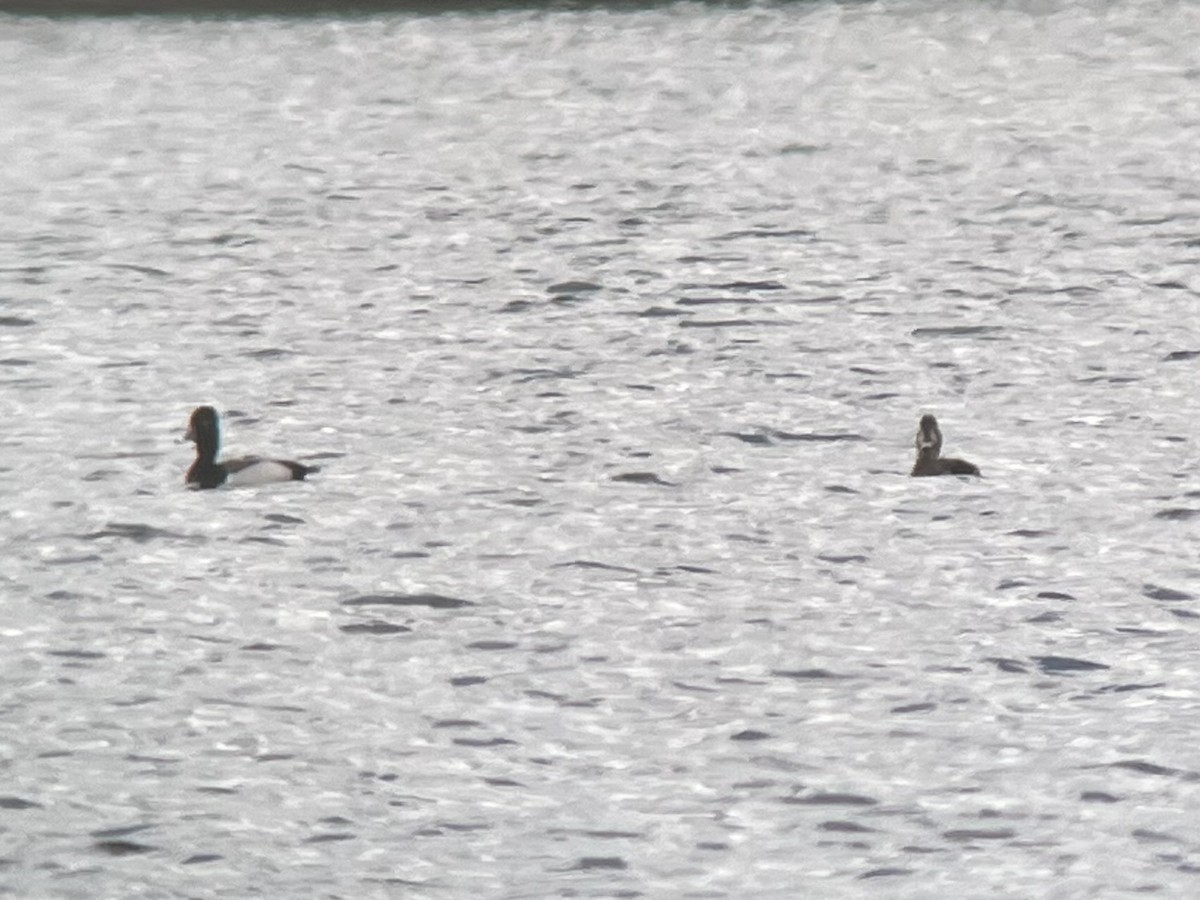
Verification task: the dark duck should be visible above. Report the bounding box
[185,405,320,489]
[910,414,980,477]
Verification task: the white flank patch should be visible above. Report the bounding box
[225,460,297,487]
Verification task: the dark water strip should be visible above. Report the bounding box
[0,0,751,16]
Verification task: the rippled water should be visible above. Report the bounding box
[2,1,1200,896]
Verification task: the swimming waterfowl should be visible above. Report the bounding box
[184,405,319,489]
[910,414,980,477]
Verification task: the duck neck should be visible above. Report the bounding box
[193,425,219,466]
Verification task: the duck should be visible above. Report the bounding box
[910,414,980,477]
[184,405,320,489]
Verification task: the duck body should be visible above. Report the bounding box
[910,414,980,477]
[185,406,319,490]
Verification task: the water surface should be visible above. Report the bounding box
[2,1,1200,896]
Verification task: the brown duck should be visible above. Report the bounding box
[910,414,980,477]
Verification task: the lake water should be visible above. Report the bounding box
[2,1,1200,896]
